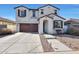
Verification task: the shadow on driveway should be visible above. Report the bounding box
[0,33,15,38]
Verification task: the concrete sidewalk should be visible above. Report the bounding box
[48,39,72,52]
[44,34,72,52]
[44,51,79,54]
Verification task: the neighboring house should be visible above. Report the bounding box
[0,17,16,31]
[14,4,65,34]
[64,18,79,32]
[65,18,79,25]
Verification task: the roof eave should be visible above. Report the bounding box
[38,15,53,21]
[38,4,60,10]
[14,5,29,9]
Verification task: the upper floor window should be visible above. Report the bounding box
[55,10,57,14]
[32,10,36,17]
[18,9,26,17]
[53,20,63,28]
[41,9,44,14]
[18,9,20,16]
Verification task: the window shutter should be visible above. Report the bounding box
[41,9,44,14]
[18,10,26,17]
[18,9,20,16]
[24,10,26,16]
[55,10,57,14]
[61,21,63,28]
[33,10,35,17]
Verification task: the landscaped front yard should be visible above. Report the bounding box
[57,34,79,51]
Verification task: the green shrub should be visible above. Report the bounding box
[66,27,79,36]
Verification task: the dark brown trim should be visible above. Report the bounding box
[29,9,39,11]
[38,13,65,21]
[53,13,66,20]
[14,5,39,11]
[18,9,20,16]
[14,5,29,9]
[14,4,60,10]
[53,20,63,28]
[48,13,66,20]
[38,15,54,21]
[38,4,60,10]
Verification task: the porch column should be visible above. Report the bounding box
[16,23,20,32]
[48,19,53,34]
[38,20,43,34]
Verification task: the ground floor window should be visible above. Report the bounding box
[53,20,63,28]
[0,25,7,29]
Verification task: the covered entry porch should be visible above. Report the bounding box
[38,16,53,34]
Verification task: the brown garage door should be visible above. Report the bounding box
[20,24,38,32]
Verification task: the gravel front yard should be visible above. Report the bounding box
[57,34,79,51]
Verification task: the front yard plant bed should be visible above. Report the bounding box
[66,27,79,36]
[57,34,79,51]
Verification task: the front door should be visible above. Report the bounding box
[43,20,48,33]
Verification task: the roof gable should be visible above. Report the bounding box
[38,15,53,21]
[14,4,60,10]
[53,14,65,20]
[38,13,65,21]
[14,5,29,9]
[38,4,60,10]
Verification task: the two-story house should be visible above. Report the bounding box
[14,4,65,34]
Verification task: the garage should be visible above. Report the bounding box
[20,24,38,32]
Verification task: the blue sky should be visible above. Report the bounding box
[0,4,79,21]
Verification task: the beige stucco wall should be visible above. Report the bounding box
[38,16,53,34]
[0,20,16,31]
[16,7,38,24]
[38,5,58,17]
[15,5,64,34]
[39,15,64,34]
[7,24,16,31]
[16,5,58,24]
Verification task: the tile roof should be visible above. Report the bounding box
[65,18,79,24]
[0,17,16,24]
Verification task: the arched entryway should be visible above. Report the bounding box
[43,20,48,33]
[38,16,53,34]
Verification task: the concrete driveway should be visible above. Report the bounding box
[0,32,43,54]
